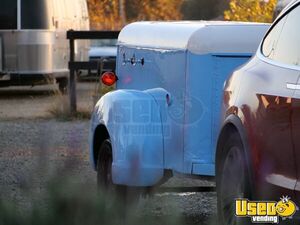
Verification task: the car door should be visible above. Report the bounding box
[253,3,300,199]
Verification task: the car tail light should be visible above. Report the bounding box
[101,72,118,86]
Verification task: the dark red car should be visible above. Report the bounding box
[216,1,300,224]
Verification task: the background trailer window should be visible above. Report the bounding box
[21,0,49,29]
[0,0,17,30]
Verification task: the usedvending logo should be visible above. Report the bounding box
[235,196,298,224]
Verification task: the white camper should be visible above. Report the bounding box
[0,0,90,91]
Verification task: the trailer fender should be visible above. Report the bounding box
[90,88,170,186]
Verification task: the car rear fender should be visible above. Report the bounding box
[216,113,255,197]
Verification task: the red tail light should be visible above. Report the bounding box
[101,72,118,86]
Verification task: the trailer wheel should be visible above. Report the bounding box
[57,78,68,94]
[97,139,145,204]
[97,139,128,200]
[97,139,114,188]
[216,132,252,225]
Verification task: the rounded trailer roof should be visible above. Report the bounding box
[118,21,270,55]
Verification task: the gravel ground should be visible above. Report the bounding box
[0,82,99,120]
[0,83,217,224]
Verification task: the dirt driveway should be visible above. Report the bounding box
[0,83,217,225]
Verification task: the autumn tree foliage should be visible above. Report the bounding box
[87,0,122,30]
[224,0,277,23]
[87,0,184,30]
[182,0,229,20]
[134,0,183,20]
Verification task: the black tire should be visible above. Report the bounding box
[97,139,127,199]
[216,132,252,225]
[97,139,114,189]
[57,78,68,95]
[97,139,147,205]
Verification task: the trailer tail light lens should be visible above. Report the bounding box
[101,72,118,86]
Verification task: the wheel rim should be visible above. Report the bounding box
[220,146,246,225]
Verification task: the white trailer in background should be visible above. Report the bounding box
[0,0,90,91]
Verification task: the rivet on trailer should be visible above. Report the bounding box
[89,21,270,192]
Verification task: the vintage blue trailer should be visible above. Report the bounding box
[89,21,269,187]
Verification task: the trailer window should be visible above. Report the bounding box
[0,0,17,30]
[21,0,49,29]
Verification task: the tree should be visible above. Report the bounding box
[87,0,184,30]
[224,0,277,23]
[181,0,222,20]
[135,0,183,21]
[87,0,122,30]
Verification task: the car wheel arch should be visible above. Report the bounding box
[93,124,110,169]
[216,114,256,197]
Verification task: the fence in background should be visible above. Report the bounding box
[67,30,120,113]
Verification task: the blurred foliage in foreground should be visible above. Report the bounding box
[224,0,277,22]
[0,179,181,225]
